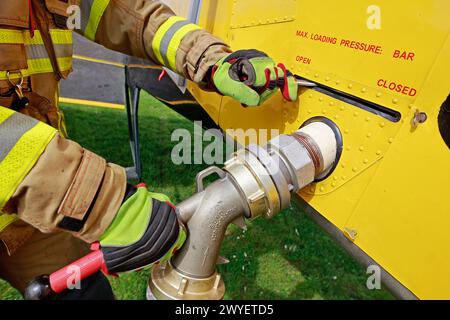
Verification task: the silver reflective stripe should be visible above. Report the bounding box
[80,0,95,33]
[25,44,73,60]
[159,20,191,67]
[0,113,38,162]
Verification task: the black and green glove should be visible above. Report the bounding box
[208,49,298,106]
[99,185,186,274]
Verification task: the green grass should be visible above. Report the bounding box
[0,93,393,300]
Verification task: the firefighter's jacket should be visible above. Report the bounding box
[0,0,230,254]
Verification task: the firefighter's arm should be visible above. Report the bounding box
[78,0,298,105]
[0,107,184,271]
[78,0,231,83]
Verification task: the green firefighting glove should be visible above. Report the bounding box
[99,185,186,274]
[209,49,298,106]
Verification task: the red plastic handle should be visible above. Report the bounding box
[49,250,106,293]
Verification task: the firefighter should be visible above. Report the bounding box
[0,0,298,299]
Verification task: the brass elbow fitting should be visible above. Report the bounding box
[147,121,340,300]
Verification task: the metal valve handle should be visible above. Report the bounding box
[195,166,226,193]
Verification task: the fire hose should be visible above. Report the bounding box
[24,120,341,300]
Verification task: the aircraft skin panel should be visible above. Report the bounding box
[345,35,450,299]
[161,0,450,299]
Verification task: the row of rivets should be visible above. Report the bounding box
[231,17,294,28]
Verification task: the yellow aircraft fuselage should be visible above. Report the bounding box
[165,0,450,299]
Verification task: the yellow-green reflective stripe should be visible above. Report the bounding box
[0,106,16,123]
[0,112,39,161]
[0,69,32,80]
[0,57,72,80]
[84,0,110,41]
[159,20,191,66]
[27,57,73,73]
[152,16,186,66]
[0,214,18,233]
[48,29,73,45]
[0,29,73,80]
[0,29,24,44]
[22,29,73,45]
[0,107,57,208]
[0,29,73,45]
[165,23,201,70]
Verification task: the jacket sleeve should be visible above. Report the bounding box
[0,106,127,244]
[78,0,231,83]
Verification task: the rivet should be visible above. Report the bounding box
[359,146,364,151]
[361,88,367,93]
[307,109,312,114]
[379,122,386,128]
[320,186,325,192]
[341,163,346,169]
[348,84,353,89]
[365,117,371,122]
[388,138,394,144]
[310,187,314,192]
[392,99,399,104]
[344,129,349,134]
[331,182,336,187]
[314,73,319,78]
[366,133,372,138]
[319,97,323,102]
[308,94,313,98]
[335,80,340,85]
[346,146,351,151]
[409,104,414,110]
[322,109,327,114]
[325,77,330,81]
[334,115,339,120]
[353,112,359,117]
[341,176,347,180]
[352,167,358,172]
[329,102,335,106]
[376,92,382,97]
[376,150,382,155]
[340,106,345,111]
[363,159,369,164]
[333,176,339,181]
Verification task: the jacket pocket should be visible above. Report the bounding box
[23,92,63,131]
[0,0,30,28]
[0,0,29,72]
